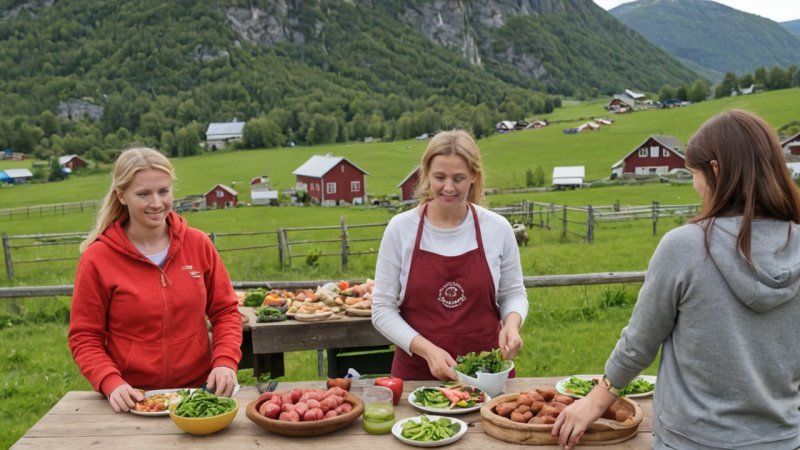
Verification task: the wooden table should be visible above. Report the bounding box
[12,378,653,449]
[240,307,392,378]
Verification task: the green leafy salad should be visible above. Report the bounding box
[400,415,461,442]
[453,349,511,377]
[562,376,655,397]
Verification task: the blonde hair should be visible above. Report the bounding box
[80,147,175,252]
[414,130,485,205]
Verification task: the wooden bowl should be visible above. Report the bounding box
[246,393,364,437]
[480,393,642,445]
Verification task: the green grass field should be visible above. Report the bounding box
[1,89,797,448]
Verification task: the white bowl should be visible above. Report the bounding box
[454,361,514,397]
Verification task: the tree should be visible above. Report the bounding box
[244,117,285,149]
[48,157,66,181]
[658,85,675,102]
[675,84,688,101]
[688,80,708,103]
[39,111,60,137]
[175,126,200,156]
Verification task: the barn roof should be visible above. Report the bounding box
[203,184,238,197]
[292,154,369,178]
[396,166,420,188]
[58,154,86,166]
[2,168,33,178]
[206,121,245,139]
[782,131,800,147]
[611,135,685,169]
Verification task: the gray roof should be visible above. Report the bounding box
[292,155,369,178]
[2,168,33,178]
[206,121,245,139]
[58,154,85,166]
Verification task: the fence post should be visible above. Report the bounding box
[281,228,292,267]
[587,205,594,243]
[2,235,14,281]
[209,232,216,246]
[652,201,660,236]
[562,205,568,239]
[277,229,285,268]
[340,216,349,272]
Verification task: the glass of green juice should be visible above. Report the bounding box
[362,386,395,434]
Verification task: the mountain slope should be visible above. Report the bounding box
[783,19,800,40]
[610,0,800,78]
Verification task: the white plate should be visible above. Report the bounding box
[407,387,489,415]
[555,375,656,399]
[392,415,467,447]
[129,385,240,416]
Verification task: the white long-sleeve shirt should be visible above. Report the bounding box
[371,204,529,355]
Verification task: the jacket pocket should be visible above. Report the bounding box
[107,334,164,390]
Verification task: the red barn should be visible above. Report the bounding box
[203,184,238,209]
[292,154,369,206]
[397,166,420,203]
[782,132,800,156]
[611,135,685,178]
[58,154,88,170]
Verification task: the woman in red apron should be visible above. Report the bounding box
[374,130,526,380]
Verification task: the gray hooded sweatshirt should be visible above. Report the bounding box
[605,217,800,450]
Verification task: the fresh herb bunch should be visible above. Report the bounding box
[243,288,267,307]
[255,306,285,322]
[453,349,511,377]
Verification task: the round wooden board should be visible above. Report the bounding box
[246,393,364,437]
[480,393,642,446]
[345,308,372,317]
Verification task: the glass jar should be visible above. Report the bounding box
[362,386,395,435]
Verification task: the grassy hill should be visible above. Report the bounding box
[2,88,798,209]
[611,0,800,79]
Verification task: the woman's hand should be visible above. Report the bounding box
[410,335,457,381]
[552,385,618,449]
[108,383,143,413]
[499,312,523,360]
[206,366,237,397]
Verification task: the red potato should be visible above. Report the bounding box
[257,392,274,403]
[268,395,282,406]
[281,393,293,405]
[293,402,309,417]
[326,387,348,397]
[290,389,303,403]
[319,396,338,413]
[260,402,281,419]
[304,408,324,421]
[279,411,300,422]
[324,410,338,419]
[306,399,321,410]
[281,403,296,413]
[337,402,353,414]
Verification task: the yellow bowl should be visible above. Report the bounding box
[169,398,239,435]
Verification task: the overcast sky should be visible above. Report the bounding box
[592,0,800,23]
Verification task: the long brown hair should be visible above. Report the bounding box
[686,109,800,265]
[80,147,175,252]
[414,130,485,205]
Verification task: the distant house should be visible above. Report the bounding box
[578,121,600,132]
[203,184,238,209]
[732,84,756,96]
[552,166,585,189]
[526,120,548,129]
[292,154,369,206]
[495,121,516,132]
[205,120,245,150]
[58,154,88,171]
[782,132,800,156]
[606,95,637,113]
[624,89,646,101]
[251,186,279,206]
[0,168,33,184]
[513,120,528,131]
[611,135,685,178]
[397,166,420,203]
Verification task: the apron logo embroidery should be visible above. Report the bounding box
[438,281,466,308]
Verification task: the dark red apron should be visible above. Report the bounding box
[391,203,503,380]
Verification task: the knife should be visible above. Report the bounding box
[267,380,278,392]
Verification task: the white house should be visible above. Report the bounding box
[552,166,585,188]
[205,120,245,150]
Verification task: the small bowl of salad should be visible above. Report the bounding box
[453,349,514,398]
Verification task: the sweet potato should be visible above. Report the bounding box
[510,412,527,423]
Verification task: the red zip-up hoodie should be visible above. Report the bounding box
[69,211,242,396]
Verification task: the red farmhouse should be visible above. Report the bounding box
[292,154,369,206]
[58,154,88,171]
[397,166,420,203]
[204,184,238,209]
[611,135,685,177]
[782,132,800,156]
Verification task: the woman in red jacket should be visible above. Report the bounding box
[69,147,242,412]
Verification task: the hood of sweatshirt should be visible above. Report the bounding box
[97,210,187,264]
[708,217,800,313]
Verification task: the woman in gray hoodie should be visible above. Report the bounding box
[553,110,800,450]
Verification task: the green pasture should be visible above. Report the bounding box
[2,88,798,209]
[2,90,798,447]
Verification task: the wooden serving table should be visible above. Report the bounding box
[240,307,392,378]
[12,378,653,449]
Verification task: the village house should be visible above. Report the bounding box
[495,120,517,132]
[249,175,278,206]
[782,132,800,156]
[606,94,637,113]
[292,154,369,206]
[397,166,420,203]
[0,168,34,184]
[552,166,585,189]
[611,135,685,178]
[205,120,245,150]
[526,120,548,129]
[203,184,238,209]
[58,154,88,171]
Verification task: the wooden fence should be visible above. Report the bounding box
[0,200,100,221]
[494,201,701,243]
[0,271,647,299]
